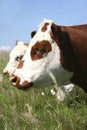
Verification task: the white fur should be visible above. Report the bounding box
[3,41,28,75]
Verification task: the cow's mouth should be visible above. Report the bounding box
[10,74,33,90]
[18,82,34,90]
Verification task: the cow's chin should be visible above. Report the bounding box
[12,81,33,90]
[19,82,33,90]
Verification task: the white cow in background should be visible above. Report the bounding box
[3,40,28,76]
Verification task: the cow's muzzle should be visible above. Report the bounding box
[3,69,9,76]
[10,74,33,90]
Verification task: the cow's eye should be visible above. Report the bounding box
[32,47,45,54]
[15,55,23,61]
[38,47,45,53]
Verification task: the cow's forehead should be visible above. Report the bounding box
[32,20,53,40]
[10,44,27,58]
[29,19,54,48]
[38,19,53,29]
[38,19,53,34]
[21,19,54,62]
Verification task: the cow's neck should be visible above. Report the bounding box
[55,26,87,92]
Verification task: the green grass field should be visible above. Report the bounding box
[0,51,87,130]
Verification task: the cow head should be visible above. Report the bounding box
[3,41,28,76]
[10,19,73,89]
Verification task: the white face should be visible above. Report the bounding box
[3,41,28,76]
[11,19,73,89]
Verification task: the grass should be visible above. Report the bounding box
[0,51,87,130]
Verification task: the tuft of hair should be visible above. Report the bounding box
[16,41,24,45]
[38,19,54,28]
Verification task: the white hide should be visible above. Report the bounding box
[3,41,28,76]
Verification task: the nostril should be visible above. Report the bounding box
[11,76,17,83]
[10,74,20,86]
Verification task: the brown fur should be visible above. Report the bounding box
[51,23,87,92]
[31,40,52,60]
[17,60,24,69]
[41,23,49,32]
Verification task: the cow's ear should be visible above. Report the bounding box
[31,31,37,38]
[16,40,18,45]
[51,24,62,43]
[51,23,61,35]
[24,43,29,47]
[51,24,58,35]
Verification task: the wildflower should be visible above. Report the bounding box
[41,92,45,96]
[50,89,56,95]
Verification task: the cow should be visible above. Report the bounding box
[3,40,28,76]
[10,19,87,101]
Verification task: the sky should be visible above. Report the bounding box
[0,0,87,51]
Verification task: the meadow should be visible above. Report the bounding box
[0,51,87,130]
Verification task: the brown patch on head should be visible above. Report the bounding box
[31,40,52,61]
[41,23,49,32]
[17,60,24,69]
